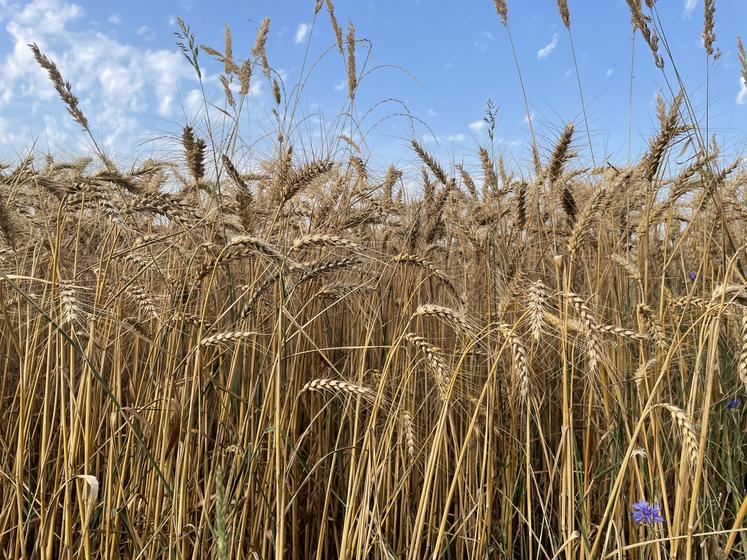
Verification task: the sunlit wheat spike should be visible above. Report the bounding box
[240,272,281,319]
[661,403,700,467]
[393,253,466,304]
[126,285,158,319]
[565,291,603,374]
[58,281,81,326]
[405,333,452,402]
[294,257,360,286]
[412,303,478,338]
[636,304,667,349]
[301,378,375,400]
[566,186,607,256]
[280,160,334,204]
[411,140,450,187]
[611,253,642,290]
[739,311,747,393]
[400,410,416,460]
[545,123,574,185]
[200,331,260,346]
[633,358,656,391]
[497,322,531,401]
[291,234,359,252]
[527,280,548,341]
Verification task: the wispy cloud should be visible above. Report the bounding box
[606,68,614,78]
[294,23,309,45]
[683,0,697,17]
[107,14,121,25]
[537,33,560,59]
[738,78,747,105]
[469,120,485,132]
[333,80,345,91]
[445,133,466,142]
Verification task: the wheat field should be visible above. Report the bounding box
[1,1,746,558]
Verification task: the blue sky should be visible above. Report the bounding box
[0,0,745,174]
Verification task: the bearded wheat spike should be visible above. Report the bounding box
[739,311,747,393]
[498,322,531,401]
[636,303,666,349]
[59,281,81,326]
[527,280,548,341]
[565,291,603,374]
[294,257,360,286]
[405,333,452,402]
[661,404,700,467]
[393,253,466,304]
[633,358,656,391]
[291,234,358,252]
[301,378,374,400]
[567,186,607,256]
[400,410,416,460]
[412,304,478,338]
[200,331,260,346]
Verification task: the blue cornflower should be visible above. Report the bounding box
[688,271,697,281]
[726,398,741,410]
[631,500,664,525]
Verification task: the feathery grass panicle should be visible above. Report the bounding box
[326,0,344,55]
[738,36,747,85]
[346,22,357,101]
[703,0,716,57]
[252,17,271,78]
[29,43,89,130]
[494,0,508,25]
[557,0,571,28]
[626,0,663,68]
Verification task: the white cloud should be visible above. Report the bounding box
[0,0,197,153]
[107,14,120,25]
[136,25,154,40]
[333,80,345,91]
[294,23,309,45]
[444,133,466,142]
[738,77,747,105]
[537,33,560,59]
[427,108,437,117]
[606,68,614,78]
[469,120,485,132]
[683,0,697,16]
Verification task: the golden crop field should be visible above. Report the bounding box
[1,1,746,558]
